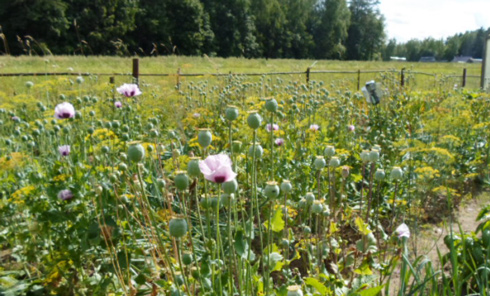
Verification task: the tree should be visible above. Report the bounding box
[313,0,350,59]
[0,0,68,55]
[346,0,385,60]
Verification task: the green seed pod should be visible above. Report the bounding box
[324,145,335,157]
[105,122,112,129]
[390,166,403,180]
[156,178,166,190]
[182,252,193,265]
[264,181,280,198]
[121,133,130,141]
[174,171,189,191]
[369,150,379,162]
[314,156,326,170]
[223,179,238,194]
[101,146,110,154]
[311,200,324,214]
[225,105,239,121]
[247,111,262,129]
[287,285,304,296]
[280,180,293,193]
[265,98,278,113]
[248,143,263,158]
[127,142,145,162]
[88,127,95,135]
[122,125,130,132]
[75,111,82,119]
[198,128,212,148]
[329,156,341,168]
[305,192,315,204]
[174,272,184,286]
[303,226,311,234]
[120,153,128,161]
[112,120,120,129]
[169,217,188,238]
[232,140,242,153]
[187,157,201,178]
[118,163,128,172]
[298,198,307,209]
[149,129,159,137]
[374,169,385,181]
[89,110,96,117]
[360,150,370,162]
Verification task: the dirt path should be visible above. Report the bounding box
[387,193,490,295]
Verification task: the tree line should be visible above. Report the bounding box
[0,0,487,61]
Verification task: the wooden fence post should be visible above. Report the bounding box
[110,76,115,100]
[132,58,139,85]
[306,67,310,84]
[357,69,361,91]
[462,68,467,88]
[400,68,405,87]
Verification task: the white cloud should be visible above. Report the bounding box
[378,0,490,42]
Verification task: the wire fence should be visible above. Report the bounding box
[0,58,482,92]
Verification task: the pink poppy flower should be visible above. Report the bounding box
[396,223,410,239]
[116,83,142,97]
[275,138,285,146]
[199,154,237,183]
[266,123,279,132]
[58,189,74,201]
[309,124,319,131]
[54,102,75,119]
[58,145,70,156]
[114,101,122,108]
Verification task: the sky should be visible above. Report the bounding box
[378,0,490,43]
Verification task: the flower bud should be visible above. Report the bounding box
[265,98,278,113]
[174,171,189,191]
[232,140,242,153]
[169,217,188,238]
[324,146,335,157]
[198,128,212,148]
[329,156,340,167]
[127,142,145,162]
[264,181,280,198]
[247,111,262,129]
[280,180,293,193]
[374,169,385,181]
[225,105,239,121]
[187,157,201,178]
[390,166,403,180]
[314,156,326,170]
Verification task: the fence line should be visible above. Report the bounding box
[0,58,481,90]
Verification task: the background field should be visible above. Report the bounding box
[0,56,483,96]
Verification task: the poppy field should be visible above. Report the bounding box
[1,58,490,296]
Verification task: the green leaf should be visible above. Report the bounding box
[357,284,384,296]
[305,277,331,295]
[354,261,373,275]
[355,217,371,235]
[264,208,285,232]
[234,229,249,259]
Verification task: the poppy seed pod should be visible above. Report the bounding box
[223,179,238,194]
[314,156,326,170]
[329,156,341,168]
[198,128,212,148]
[225,105,239,121]
[324,146,335,157]
[341,166,350,178]
[287,285,303,296]
[360,150,370,162]
[169,217,188,238]
[311,200,324,214]
[265,98,278,112]
[182,252,193,265]
[187,157,201,178]
[247,111,262,129]
[127,142,145,162]
[248,143,264,158]
[305,192,315,204]
[280,180,293,193]
[232,140,242,153]
[156,178,166,189]
[390,166,403,180]
[264,181,280,198]
[368,150,379,162]
[174,171,189,191]
[374,169,385,181]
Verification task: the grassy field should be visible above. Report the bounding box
[0,56,483,95]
